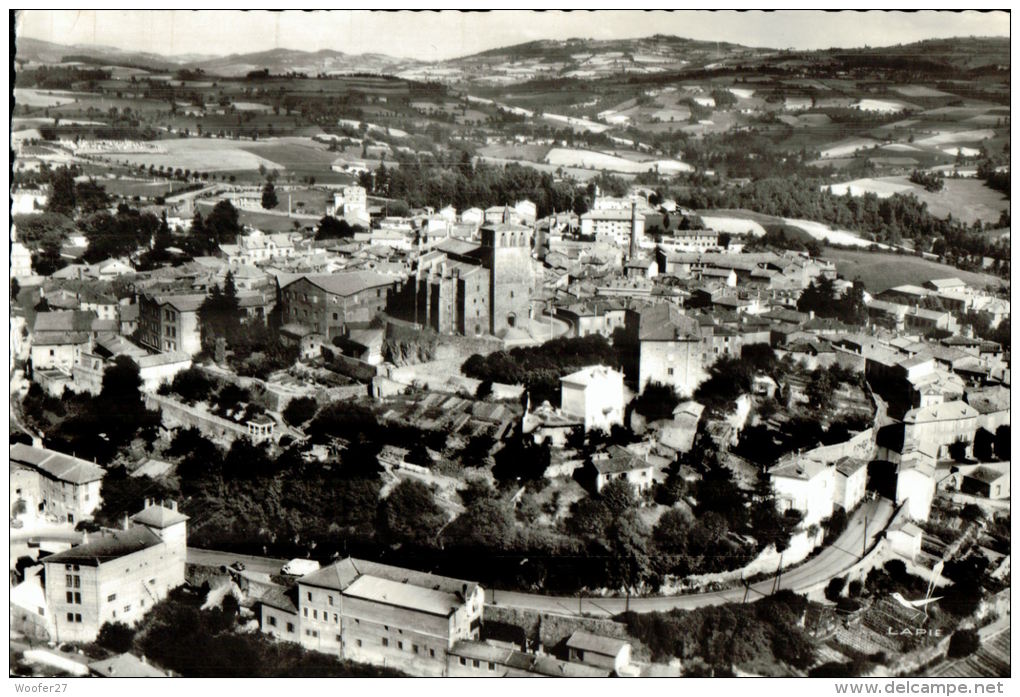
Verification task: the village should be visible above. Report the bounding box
[8,10,1011,682]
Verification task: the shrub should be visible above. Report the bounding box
[96,621,136,653]
[282,396,318,427]
[825,576,847,602]
[947,629,981,659]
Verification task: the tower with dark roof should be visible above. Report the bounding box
[480,223,534,336]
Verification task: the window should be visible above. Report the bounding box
[667,367,674,376]
[413,645,419,654]
[397,641,403,650]
[356,639,362,647]
[382,638,389,647]
[333,613,338,623]
[303,608,308,617]
[74,593,81,604]
[107,594,117,602]
[430,649,435,658]
[286,622,295,633]
[66,613,74,622]
[268,616,277,627]
[313,610,318,619]
[459,657,467,666]
[332,313,338,320]
[336,634,342,643]
[473,660,480,668]
[307,591,312,601]
[328,595,333,606]
[488,662,495,671]
[65,575,73,586]
[66,592,73,603]
[124,605,131,613]
[75,614,82,623]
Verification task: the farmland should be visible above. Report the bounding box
[822,248,1006,293]
[825,176,1009,226]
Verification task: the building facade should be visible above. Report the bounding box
[40,501,187,642]
[10,444,105,524]
[280,272,399,340]
[138,293,204,356]
[259,558,483,677]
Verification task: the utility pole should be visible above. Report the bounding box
[862,514,869,559]
[772,551,784,594]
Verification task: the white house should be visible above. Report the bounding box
[896,450,936,522]
[559,365,625,433]
[769,458,835,527]
[833,457,868,512]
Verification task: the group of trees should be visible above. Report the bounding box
[620,590,816,673]
[357,156,588,219]
[909,169,945,193]
[680,176,1010,264]
[187,200,243,255]
[462,335,622,406]
[797,277,868,325]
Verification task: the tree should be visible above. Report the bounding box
[601,479,637,517]
[653,507,693,555]
[825,577,847,602]
[445,498,517,549]
[282,397,318,427]
[947,629,981,659]
[261,180,278,210]
[96,621,136,653]
[630,382,682,422]
[75,178,111,214]
[315,215,353,240]
[378,479,447,544]
[47,166,76,215]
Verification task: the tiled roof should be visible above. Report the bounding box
[10,443,105,484]
[131,503,189,528]
[566,630,630,657]
[287,271,395,297]
[43,527,163,566]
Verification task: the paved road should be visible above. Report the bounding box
[186,499,895,617]
[488,497,895,616]
[187,548,290,576]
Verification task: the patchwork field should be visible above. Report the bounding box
[823,248,1006,293]
[825,177,917,198]
[915,128,996,146]
[890,85,955,98]
[699,215,767,236]
[14,88,78,108]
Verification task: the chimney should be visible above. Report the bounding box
[122,514,130,531]
[144,497,152,509]
[82,531,90,545]
[170,500,178,512]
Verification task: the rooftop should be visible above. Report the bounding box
[343,574,462,617]
[43,526,163,567]
[131,502,189,529]
[89,653,167,678]
[10,443,105,484]
[287,271,395,297]
[560,365,622,388]
[592,445,655,476]
[298,557,479,600]
[565,630,631,657]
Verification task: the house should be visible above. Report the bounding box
[961,465,1010,500]
[901,400,979,460]
[446,640,610,677]
[556,300,629,339]
[132,352,193,392]
[559,365,625,433]
[896,450,936,522]
[635,302,709,395]
[769,458,834,527]
[566,631,632,673]
[10,443,105,524]
[833,457,868,512]
[137,293,204,356]
[886,518,924,561]
[653,401,703,454]
[258,558,484,677]
[118,303,139,336]
[11,241,33,278]
[30,310,96,372]
[279,272,398,340]
[89,653,167,678]
[580,206,644,248]
[590,445,657,494]
[40,500,188,642]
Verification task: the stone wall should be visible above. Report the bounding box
[482,604,647,660]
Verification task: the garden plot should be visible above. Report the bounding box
[940,146,982,157]
[727,87,755,99]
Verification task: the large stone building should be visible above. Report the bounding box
[279,272,400,340]
[11,443,105,524]
[40,500,188,643]
[634,303,709,395]
[259,558,484,677]
[138,293,204,356]
[559,365,625,433]
[580,205,644,250]
[396,217,535,337]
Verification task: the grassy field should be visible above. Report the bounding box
[823,248,1005,293]
[897,178,1010,226]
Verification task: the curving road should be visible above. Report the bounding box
[487,497,895,616]
[185,498,895,617]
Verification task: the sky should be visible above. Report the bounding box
[16,9,1011,63]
